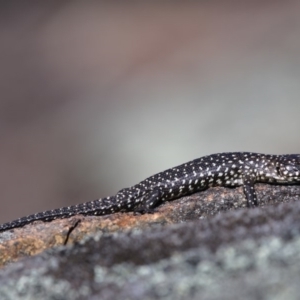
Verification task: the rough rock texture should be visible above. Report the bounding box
[1,184,300,299]
[1,184,299,266]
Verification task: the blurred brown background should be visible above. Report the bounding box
[1,1,300,223]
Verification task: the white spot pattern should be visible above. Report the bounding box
[1,152,300,231]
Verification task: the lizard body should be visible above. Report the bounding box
[1,152,300,232]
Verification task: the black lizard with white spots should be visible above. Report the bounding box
[1,152,300,232]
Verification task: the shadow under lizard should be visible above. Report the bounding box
[1,152,300,232]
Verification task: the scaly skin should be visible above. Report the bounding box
[1,152,300,232]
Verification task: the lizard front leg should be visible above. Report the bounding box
[242,175,258,207]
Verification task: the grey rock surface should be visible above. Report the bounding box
[1,197,300,299]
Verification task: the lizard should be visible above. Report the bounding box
[0,152,300,232]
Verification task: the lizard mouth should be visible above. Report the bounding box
[276,177,300,183]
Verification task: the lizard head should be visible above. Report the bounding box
[277,154,300,182]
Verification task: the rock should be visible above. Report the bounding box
[0,184,300,299]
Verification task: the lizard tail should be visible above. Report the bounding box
[0,196,121,232]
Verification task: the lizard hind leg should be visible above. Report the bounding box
[133,189,161,214]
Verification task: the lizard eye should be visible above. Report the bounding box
[276,166,284,176]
